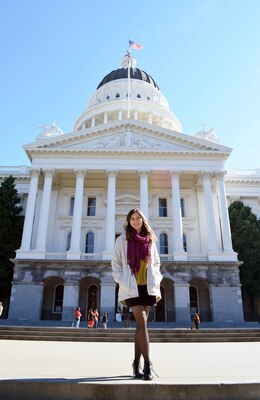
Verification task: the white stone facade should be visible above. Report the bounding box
[1,54,256,325]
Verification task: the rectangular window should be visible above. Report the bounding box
[181,198,185,217]
[69,196,75,216]
[159,198,167,217]
[87,197,96,216]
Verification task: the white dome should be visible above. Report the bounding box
[74,54,182,133]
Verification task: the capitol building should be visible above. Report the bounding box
[1,52,260,325]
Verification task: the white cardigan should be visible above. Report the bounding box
[111,233,163,306]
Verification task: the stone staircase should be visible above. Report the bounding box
[1,325,260,342]
[1,326,260,400]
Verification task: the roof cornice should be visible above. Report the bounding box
[24,120,232,153]
[24,147,230,160]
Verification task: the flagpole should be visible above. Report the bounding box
[127,38,142,119]
[127,48,131,119]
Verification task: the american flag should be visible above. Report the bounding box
[128,40,143,50]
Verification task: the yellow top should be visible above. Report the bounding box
[135,259,148,285]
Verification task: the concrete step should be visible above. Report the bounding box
[1,326,260,342]
[1,380,260,400]
[1,339,260,400]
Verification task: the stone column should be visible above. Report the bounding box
[174,283,191,322]
[200,171,218,255]
[211,284,244,322]
[62,282,80,322]
[67,169,86,260]
[104,112,108,124]
[195,182,208,255]
[138,170,150,218]
[134,111,138,120]
[215,172,237,258]
[103,170,118,259]
[35,169,55,257]
[8,280,43,322]
[170,170,187,260]
[91,117,95,127]
[118,110,123,120]
[16,169,40,256]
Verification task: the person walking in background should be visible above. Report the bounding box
[123,308,131,328]
[112,208,162,380]
[93,308,99,328]
[87,308,95,328]
[0,302,3,317]
[75,306,82,328]
[102,312,108,329]
[193,313,201,329]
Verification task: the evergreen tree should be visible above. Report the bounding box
[0,176,24,292]
[228,200,260,319]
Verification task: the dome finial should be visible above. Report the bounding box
[121,50,136,69]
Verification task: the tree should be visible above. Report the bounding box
[228,200,260,320]
[0,176,24,310]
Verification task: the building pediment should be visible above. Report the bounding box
[115,193,140,205]
[24,120,232,161]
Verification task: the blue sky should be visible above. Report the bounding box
[1,0,260,170]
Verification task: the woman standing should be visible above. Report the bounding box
[87,308,95,328]
[112,208,162,380]
[93,308,99,328]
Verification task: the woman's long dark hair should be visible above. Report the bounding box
[125,208,156,242]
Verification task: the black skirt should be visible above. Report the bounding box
[125,285,156,307]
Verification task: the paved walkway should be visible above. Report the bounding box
[1,339,260,399]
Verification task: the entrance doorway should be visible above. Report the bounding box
[154,286,166,322]
[189,286,198,317]
[87,284,98,311]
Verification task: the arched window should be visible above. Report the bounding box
[85,232,94,253]
[160,233,168,254]
[137,94,141,98]
[183,233,187,252]
[115,93,120,98]
[54,285,64,313]
[66,232,71,251]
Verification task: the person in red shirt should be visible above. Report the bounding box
[75,307,82,328]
